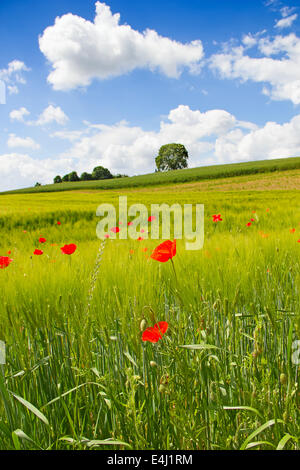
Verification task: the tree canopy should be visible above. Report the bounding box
[155,143,188,171]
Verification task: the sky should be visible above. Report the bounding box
[1,0,300,191]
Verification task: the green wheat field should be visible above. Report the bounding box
[0,160,299,450]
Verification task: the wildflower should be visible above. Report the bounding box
[104,234,110,239]
[148,216,156,222]
[290,228,296,234]
[150,240,176,263]
[0,256,13,268]
[39,237,46,243]
[33,249,43,255]
[110,227,120,233]
[57,221,61,225]
[212,214,222,222]
[137,236,144,241]
[251,218,255,222]
[246,222,252,227]
[128,221,133,226]
[142,321,169,343]
[61,244,77,255]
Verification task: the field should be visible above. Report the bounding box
[0,164,299,450]
[2,155,300,194]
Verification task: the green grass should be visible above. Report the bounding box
[0,184,299,450]
[2,156,300,194]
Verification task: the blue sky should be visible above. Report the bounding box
[0,0,300,190]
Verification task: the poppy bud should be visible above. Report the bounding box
[140,319,147,332]
[150,361,157,368]
[159,384,167,393]
[280,373,287,385]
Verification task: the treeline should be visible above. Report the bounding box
[54,166,128,183]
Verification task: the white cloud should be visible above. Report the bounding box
[7,134,40,150]
[31,105,69,126]
[9,107,30,122]
[275,13,298,29]
[0,60,30,94]
[0,153,74,191]
[2,105,300,191]
[210,33,300,104]
[38,1,204,91]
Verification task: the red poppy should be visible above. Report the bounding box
[110,227,120,233]
[57,221,61,225]
[128,221,133,226]
[150,239,176,263]
[0,256,13,268]
[148,216,156,222]
[137,236,144,241]
[39,237,46,243]
[246,222,252,227]
[104,234,110,239]
[7,250,11,255]
[142,321,169,343]
[298,239,300,243]
[251,218,255,222]
[141,229,145,233]
[34,249,43,256]
[60,244,77,255]
[290,228,296,234]
[212,214,222,222]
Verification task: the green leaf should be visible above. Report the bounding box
[179,344,219,350]
[223,405,264,419]
[276,433,297,450]
[240,418,284,450]
[10,392,49,426]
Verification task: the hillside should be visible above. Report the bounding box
[1,156,300,194]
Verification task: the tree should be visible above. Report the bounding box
[54,175,62,184]
[68,171,80,182]
[62,174,69,182]
[35,182,41,187]
[92,166,113,180]
[155,143,188,171]
[80,172,93,181]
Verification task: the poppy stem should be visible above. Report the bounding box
[170,258,177,282]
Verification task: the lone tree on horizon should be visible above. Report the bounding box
[155,143,188,171]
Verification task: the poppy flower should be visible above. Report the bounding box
[104,234,110,239]
[212,214,222,222]
[39,237,46,243]
[142,321,169,343]
[130,249,135,254]
[246,222,252,227]
[150,239,176,263]
[137,236,144,241]
[298,239,300,243]
[57,221,61,225]
[141,229,145,233]
[148,216,156,222]
[290,228,296,234]
[142,247,148,252]
[7,250,11,255]
[0,256,13,268]
[250,218,255,222]
[128,221,133,226]
[110,227,120,233]
[61,244,77,255]
[34,249,43,255]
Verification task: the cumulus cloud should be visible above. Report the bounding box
[30,105,69,126]
[9,107,30,122]
[0,60,30,94]
[275,13,298,29]
[210,33,300,104]
[7,134,40,150]
[0,153,74,191]
[38,1,204,90]
[2,105,300,191]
